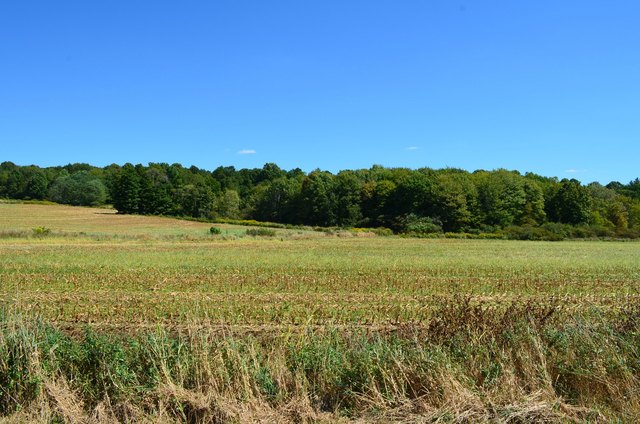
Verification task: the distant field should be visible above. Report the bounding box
[1,202,639,328]
[0,202,243,237]
[2,203,640,422]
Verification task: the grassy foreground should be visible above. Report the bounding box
[2,304,640,423]
[1,203,640,422]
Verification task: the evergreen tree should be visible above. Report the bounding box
[112,163,141,213]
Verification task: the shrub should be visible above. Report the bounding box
[407,217,442,234]
[540,222,573,239]
[213,218,289,229]
[32,226,51,237]
[580,225,613,238]
[0,230,30,238]
[614,227,640,239]
[348,227,393,237]
[444,232,470,239]
[502,225,565,241]
[209,226,222,235]
[476,232,504,239]
[246,228,277,237]
[397,214,443,235]
[372,227,393,237]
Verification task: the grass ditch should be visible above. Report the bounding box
[1,300,639,423]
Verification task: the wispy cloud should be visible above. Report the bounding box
[405,146,419,151]
[565,168,587,173]
[238,149,256,155]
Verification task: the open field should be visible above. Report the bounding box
[1,203,640,422]
[0,202,287,238]
[1,204,639,328]
[2,236,640,329]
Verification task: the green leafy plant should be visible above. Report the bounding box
[246,228,276,237]
[32,226,51,236]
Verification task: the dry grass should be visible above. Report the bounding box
[0,202,218,236]
[1,303,638,422]
[1,234,638,328]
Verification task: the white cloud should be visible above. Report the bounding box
[405,146,419,151]
[565,168,587,173]
[238,149,256,155]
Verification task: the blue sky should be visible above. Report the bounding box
[1,1,639,184]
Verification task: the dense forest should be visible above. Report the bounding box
[1,161,640,238]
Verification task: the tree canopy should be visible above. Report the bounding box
[1,161,639,237]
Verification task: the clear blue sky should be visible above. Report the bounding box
[1,1,639,184]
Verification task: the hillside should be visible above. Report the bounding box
[0,202,214,236]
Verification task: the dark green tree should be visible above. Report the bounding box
[361,179,396,227]
[475,170,527,228]
[48,171,107,206]
[0,162,26,199]
[175,183,215,218]
[252,177,301,223]
[548,179,591,224]
[258,163,286,183]
[519,180,546,225]
[112,164,141,213]
[138,165,174,215]
[334,171,364,226]
[387,171,435,219]
[24,172,48,200]
[624,178,640,200]
[299,171,337,226]
[431,172,477,232]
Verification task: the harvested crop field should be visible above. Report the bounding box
[1,203,639,422]
[2,235,640,328]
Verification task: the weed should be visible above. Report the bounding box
[246,228,277,237]
[32,226,51,237]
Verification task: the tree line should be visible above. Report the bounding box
[2,161,640,238]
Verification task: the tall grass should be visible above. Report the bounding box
[1,301,639,423]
